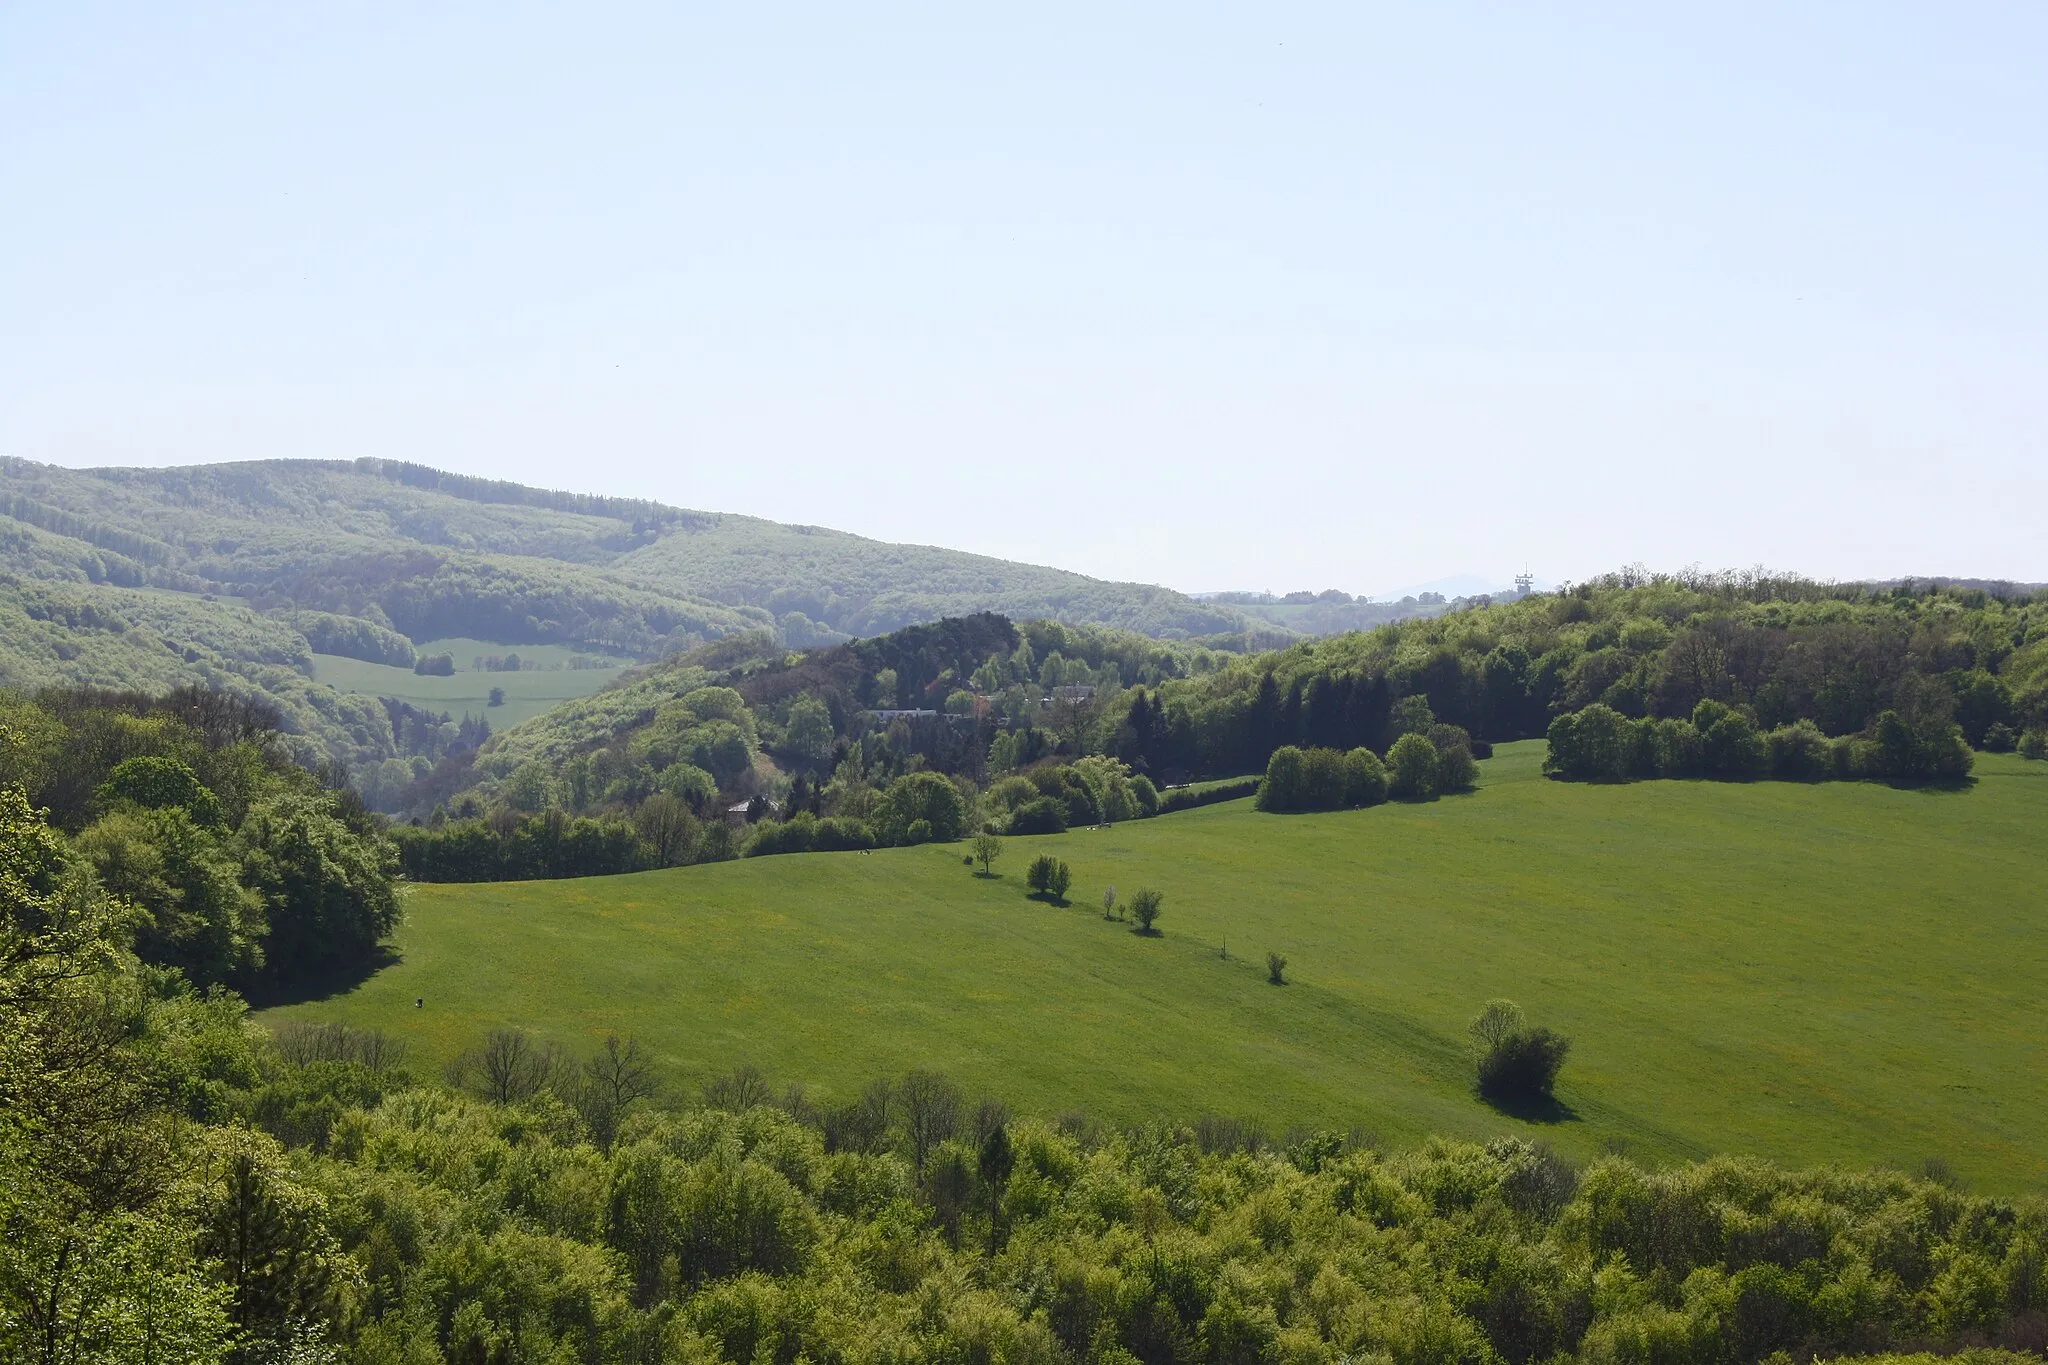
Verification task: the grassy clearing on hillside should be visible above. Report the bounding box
[312,638,624,729]
[264,742,2048,1187]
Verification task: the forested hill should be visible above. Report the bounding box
[0,456,1263,779]
[405,571,2046,847]
[0,456,1249,642]
[1119,569,2048,779]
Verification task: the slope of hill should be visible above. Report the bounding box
[0,456,1263,776]
[264,742,2048,1190]
[0,456,1252,641]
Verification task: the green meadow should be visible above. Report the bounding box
[263,742,2048,1188]
[311,637,626,728]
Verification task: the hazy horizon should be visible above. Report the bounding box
[5,4,2043,593]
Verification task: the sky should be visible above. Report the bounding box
[3,3,2043,596]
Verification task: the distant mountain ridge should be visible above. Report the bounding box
[0,456,1269,776]
[0,457,1251,642]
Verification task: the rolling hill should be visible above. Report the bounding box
[0,457,1252,642]
[262,741,2048,1191]
[0,456,1266,774]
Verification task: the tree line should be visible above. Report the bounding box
[392,574,2048,881]
[1546,696,1974,783]
[1116,572,2048,787]
[1256,713,1485,812]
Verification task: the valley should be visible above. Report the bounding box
[265,741,2048,1188]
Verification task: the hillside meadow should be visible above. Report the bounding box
[312,636,625,728]
[263,742,2048,1188]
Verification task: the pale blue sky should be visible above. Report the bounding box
[3,3,2042,593]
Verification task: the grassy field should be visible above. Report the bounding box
[311,638,628,729]
[263,742,2048,1188]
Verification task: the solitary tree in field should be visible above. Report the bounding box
[1101,885,1117,920]
[1470,999,1525,1052]
[1047,859,1072,902]
[1468,998,1570,1103]
[1026,855,1071,903]
[1267,952,1288,985]
[972,833,1003,877]
[1130,887,1163,934]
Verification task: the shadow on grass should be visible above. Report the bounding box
[1543,772,1983,796]
[1479,1089,1581,1125]
[1130,926,1161,937]
[1900,776,1977,797]
[242,944,402,1008]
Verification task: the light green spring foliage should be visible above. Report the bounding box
[269,743,2048,1186]
[10,729,2048,1364]
[2,691,404,991]
[177,1074,2048,1365]
[1150,572,2048,772]
[0,782,348,1365]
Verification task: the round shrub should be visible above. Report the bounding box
[811,817,875,852]
[877,771,968,844]
[1129,775,1160,816]
[1387,733,1441,800]
[95,755,225,827]
[1343,748,1389,806]
[1434,741,1480,793]
[1256,746,1306,812]
[1702,710,1768,779]
[1007,797,1067,836]
[1543,705,1633,781]
[1025,854,1071,901]
[1476,1027,1572,1102]
[1766,719,1831,781]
